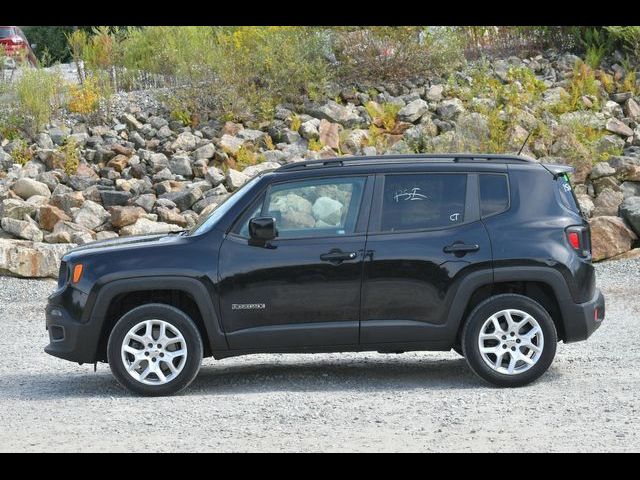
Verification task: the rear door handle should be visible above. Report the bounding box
[443,243,480,255]
[320,249,358,263]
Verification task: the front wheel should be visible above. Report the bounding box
[107,303,203,396]
[462,294,557,387]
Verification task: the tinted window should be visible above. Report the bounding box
[381,174,467,232]
[0,27,15,39]
[556,173,581,215]
[263,177,365,238]
[479,174,509,217]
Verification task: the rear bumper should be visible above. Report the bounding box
[562,288,605,343]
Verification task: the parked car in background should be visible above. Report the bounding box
[0,26,37,67]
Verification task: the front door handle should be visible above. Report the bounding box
[320,249,358,263]
[443,242,480,255]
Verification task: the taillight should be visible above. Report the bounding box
[566,226,589,257]
[568,231,580,249]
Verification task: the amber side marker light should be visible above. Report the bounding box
[72,264,84,284]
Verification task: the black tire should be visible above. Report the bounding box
[107,303,203,396]
[461,294,557,388]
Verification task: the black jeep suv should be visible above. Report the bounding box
[45,154,605,396]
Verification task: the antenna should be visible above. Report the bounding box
[517,131,533,156]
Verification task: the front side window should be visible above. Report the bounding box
[259,177,366,238]
[380,174,467,232]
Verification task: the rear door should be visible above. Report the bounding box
[360,171,492,346]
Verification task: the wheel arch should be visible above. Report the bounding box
[86,276,228,362]
[448,266,573,344]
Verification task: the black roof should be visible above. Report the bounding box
[277,153,537,172]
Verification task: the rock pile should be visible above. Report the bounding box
[1,50,640,276]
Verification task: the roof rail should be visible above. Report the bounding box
[277,153,537,171]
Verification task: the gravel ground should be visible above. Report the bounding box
[0,259,638,452]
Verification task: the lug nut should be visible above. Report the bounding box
[502,335,507,340]
[511,347,516,351]
[144,352,149,356]
[152,358,157,362]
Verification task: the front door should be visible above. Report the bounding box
[360,172,492,346]
[218,175,373,350]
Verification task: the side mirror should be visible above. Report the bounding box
[249,217,277,245]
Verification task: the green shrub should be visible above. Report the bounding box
[334,26,465,84]
[14,69,64,133]
[59,137,80,175]
[365,101,401,131]
[11,139,33,165]
[605,26,640,58]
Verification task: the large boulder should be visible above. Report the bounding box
[119,218,182,236]
[397,99,429,123]
[592,188,623,217]
[436,98,465,120]
[109,206,146,228]
[171,131,198,152]
[46,221,95,244]
[620,196,640,236]
[12,178,51,200]
[311,196,343,226]
[242,162,281,178]
[0,239,75,278]
[0,198,37,220]
[225,169,249,190]
[318,119,341,150]
[590,216,637,261]
[1,217,43,242]
[73,200,110,230]
[38,205,71,231]
[605,118,634,137]
[309,101,364,128]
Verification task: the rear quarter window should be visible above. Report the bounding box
[479,174,509,217]
[556,173,581,214]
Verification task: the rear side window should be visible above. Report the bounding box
[556,173,581,214]
[381,174,467,232]
[479,174,509,217]
[0,27,15,38]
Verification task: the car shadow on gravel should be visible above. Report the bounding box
[187,357,483,395]
[2,356,560,399]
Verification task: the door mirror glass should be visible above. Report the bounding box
[249,217,277,243]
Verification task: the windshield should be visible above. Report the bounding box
[188,175,261,236]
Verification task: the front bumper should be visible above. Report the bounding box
[45,288,101,364]
[562,288,605,343]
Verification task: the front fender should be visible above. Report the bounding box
[87,275,228,356]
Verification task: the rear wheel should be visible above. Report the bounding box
[462,294,557,387]
[107,303,203,396]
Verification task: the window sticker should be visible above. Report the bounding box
[393,187,430,203]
